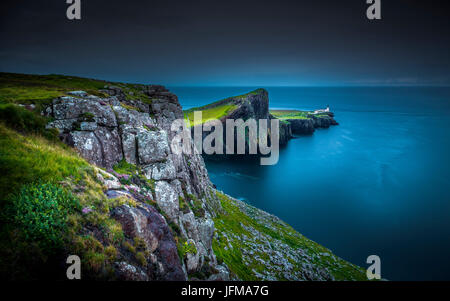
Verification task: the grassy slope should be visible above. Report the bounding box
[270,110,312,120]
[213,191,367,281]
[0,72,151,106]
[184,104,237,126]
[0,73,153,279]
[271,109,330,120]
[183,88,266,127]
[0,123,140,279]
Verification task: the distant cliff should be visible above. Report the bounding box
[184,88,339,151]
[271,109,339,135]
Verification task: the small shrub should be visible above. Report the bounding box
[134,237,147,251]
[123,241,136,254]
[103,219,124,244]
[0,103,57,140]
[85,251,106,273]
[78,112,95,122]
[113,159,137,176]
[177,239,197,260]
[136,251,147,267]
[6,183,81,250]
[105,245,118,261]
[179,196,190,214]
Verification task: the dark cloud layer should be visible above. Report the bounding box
[0,0,449,86]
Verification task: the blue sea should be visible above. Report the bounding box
[170,86,450,280]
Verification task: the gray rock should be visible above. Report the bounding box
[67,90,88,97]
[198,218,215,249]
[80,121,97,131]
[180,212,200,242]
[185,239,199,273]
[137,130,170,164]
[93,127,123,169]
[46,118,77,132]
[120,125,142,165]
[111,204,186,280]
[52,96,117,127]
[143,157,177,181]
[114,262,149,281]
[154,181,179,221]
[70,131,103,166]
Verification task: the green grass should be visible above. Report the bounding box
[271,109,331,120]
[270,110,313,120]
[0,124,89,200]
[0,103,58,139]
[212,191,367,281]
[0,73,108,104]
[113,159,138,175]
[0,72,151,106]
[183,88,267,127]
[0,123,134,279]
[184,104,237,126]
[5,183,81,250]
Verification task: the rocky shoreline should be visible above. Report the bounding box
[186,88,339,148]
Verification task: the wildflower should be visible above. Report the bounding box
[82,207,93,214]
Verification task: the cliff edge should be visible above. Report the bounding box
[0,72,363,281]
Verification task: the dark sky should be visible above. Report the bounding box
[1,0,449,86]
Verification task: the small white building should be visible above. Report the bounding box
[313,105,330,114]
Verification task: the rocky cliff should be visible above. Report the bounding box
[0,72,363,281]
[184,89,338,150]
[285,113,339,135]
[42,86,227,280]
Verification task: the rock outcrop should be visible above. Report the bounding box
[186,89,338,152]
[45,86,228,281]
[283,113,338,135]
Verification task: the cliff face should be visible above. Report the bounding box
[285,114,338,135]
[44,86,228,280]
[187,89,339,150]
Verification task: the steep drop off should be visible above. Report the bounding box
[184,89,339,151]
[0,73,364,280]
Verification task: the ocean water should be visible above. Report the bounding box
[170,86,450,280]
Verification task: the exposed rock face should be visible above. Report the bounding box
[111,204,185,280]
[45,86,226,281]
[137,131,170,164]
[287,119,315,135]
[271,115,292,146]
[226,89,270,121]
[189,89,338,152]
[192,89,288,154]
[284,113,339,135]
[47,95,123,168]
